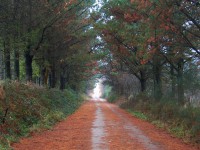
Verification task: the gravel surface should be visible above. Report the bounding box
[12,100,198,150]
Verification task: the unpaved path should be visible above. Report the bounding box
[12,100,198,150]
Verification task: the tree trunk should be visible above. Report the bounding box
[48,73,52,88]
[51,68,56,88]
[24,50,33,82]
[44,68,49,85]
[14,49,20,80]
[177,58,184,104]
[40,68,45,85]
[170,65,175,98]
[140,70,146,92]
[60,73,65,90]
[153,56,162,100]
[24,0,33,82]
[2,108,9,124]
[4,41,11,80]
[0,48,4,80]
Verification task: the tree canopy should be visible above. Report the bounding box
[0,0,199,103]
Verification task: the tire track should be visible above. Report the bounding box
[92,102,108,150]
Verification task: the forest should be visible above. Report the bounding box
[0,0,200,149]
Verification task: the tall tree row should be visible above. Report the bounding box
[0,0,96,90]
[94,0,200,103]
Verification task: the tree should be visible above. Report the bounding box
[94,0,199,103]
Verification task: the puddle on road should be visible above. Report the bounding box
[92,102,108,150]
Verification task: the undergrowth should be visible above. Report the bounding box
[120,93,200,145]
[107,93,118,103]
[106,91,119,103]
[127,110,148,121]
[0,81,83,149]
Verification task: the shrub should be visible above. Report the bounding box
[128,110,148,120]
[102,85,112,99]
[0,81,83,149]
[107,92,119,103]
[121,93,200,144]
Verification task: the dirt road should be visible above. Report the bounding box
[12,100,197,150]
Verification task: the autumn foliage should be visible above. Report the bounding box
[95,0,200,102]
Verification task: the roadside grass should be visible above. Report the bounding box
[0,81,84,149]
[107,92,119,103]
[127,110,148,121]
[120,94,200,145]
